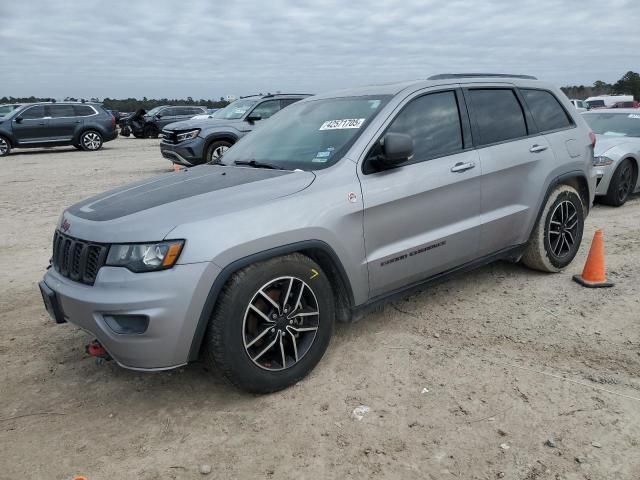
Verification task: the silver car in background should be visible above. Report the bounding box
[582,109,640,206]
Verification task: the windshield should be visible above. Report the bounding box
[220,96,390,171]
[212,99,258,120]
[0,105,19,117]
[583,112,640,137]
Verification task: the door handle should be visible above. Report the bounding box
[38,122,46,125]
[529,144,548,153]
[450,161,476,173]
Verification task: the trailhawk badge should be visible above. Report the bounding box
[60,217,71,233]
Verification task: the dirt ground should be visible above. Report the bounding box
[1,137,639,480]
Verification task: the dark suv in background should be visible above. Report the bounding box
[0,102,117,156]
[160,94,309,165]
[141,105,207,138]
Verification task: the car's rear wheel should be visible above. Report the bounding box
[602,158,636,207]
[205,140,232,163]
[143,125,159,139]
[522,184,584,272]
[0,136,11,157]
[80,131,103,151]
[203,253,334,393]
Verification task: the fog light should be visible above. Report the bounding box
[103,314,149,334]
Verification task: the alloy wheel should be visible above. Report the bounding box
[548,200,579,258]
[242,276,320,371]
[210,145,229,161]
[82,132,102,150]
[617,163,633,203]
[0,138,8,155]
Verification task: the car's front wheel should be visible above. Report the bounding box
[80,131,103,151]
[205,140,232,163]
[0,136,11,157]
[602,158,636,207]
[522,184,585,272]
[203,254,334,393]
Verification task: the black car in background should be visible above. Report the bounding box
[120,105,207,138]
[0,102,117,156]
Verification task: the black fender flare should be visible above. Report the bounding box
[202,132,239,154]
[188,240,355,362]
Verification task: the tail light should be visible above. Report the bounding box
[111,115,116,129]
[589,131,596,148]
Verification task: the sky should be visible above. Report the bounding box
[1,0,638,100]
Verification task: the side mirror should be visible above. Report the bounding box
[155,113,162,119]
[246,114,262,123]
[14,116,23,123]
[381,132,414,166]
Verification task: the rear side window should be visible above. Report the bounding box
[468,89,527,146]
[49,105,76,118]
[73,105,96,116]
[20,105,46,119]
[521,89,573,132]
[387,90,463,162]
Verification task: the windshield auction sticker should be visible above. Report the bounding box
[319,118,365,130]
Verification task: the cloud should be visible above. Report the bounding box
[0,0,638,99]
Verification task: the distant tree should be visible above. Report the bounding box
[612,71,640,99]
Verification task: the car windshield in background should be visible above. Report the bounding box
[0,105,19,117]
[213,99,258,120]
[583,112,640,137]
[220,96,391,171]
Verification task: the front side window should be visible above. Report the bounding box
[20,105,46,119]
[213,99,258,120]
[468,89,527,146]
[385,91,463,163]
[49,105,76,118]
[220,96,390,171]
[521,89,573,133]
[250,100,281,120]
[582,113,640,137]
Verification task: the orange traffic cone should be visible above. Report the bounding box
[572,229,614,288]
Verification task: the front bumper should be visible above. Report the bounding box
[42,261,221,370]
[160,137,206,167]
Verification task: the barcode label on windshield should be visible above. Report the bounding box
[319,118,365,130]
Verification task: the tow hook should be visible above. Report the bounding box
[85,339,112,365]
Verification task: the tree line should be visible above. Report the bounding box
[2,71,639,110]
[0,96,230,112]
[561,71,640,100]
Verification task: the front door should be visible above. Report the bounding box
[12,105,50,144]
[359,89,482,298]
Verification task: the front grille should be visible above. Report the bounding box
[51,231,108,285]
[161,130,177,144]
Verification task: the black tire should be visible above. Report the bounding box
[73,144,83,150]
[132,131,145,139]
[601,158,636,207]
[120,126,131,137]
[205,140,232,163]
[79,131,103,151]
[522,184,585,272]
[143,125,159,139]
[0,136,11,157]
[203,253,334,393]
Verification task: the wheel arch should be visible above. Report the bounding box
[73,127,104,144]
[204,133,238,152]
[187,240,355,362]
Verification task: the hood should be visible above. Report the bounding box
[61,165,315,242]
[594,134,639,156]
[163,117,247,131]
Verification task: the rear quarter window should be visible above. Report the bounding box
[73,105,96,116]
[521,89,573,133]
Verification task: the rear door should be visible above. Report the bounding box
[463,86,556,255]
[12,105,50,144]
[359,89,482,298]
[47,104,79,141]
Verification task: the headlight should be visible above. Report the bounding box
[106,240,184,272]
[176,129,200,142]
[593,156,613,166]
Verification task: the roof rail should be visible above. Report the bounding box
[428,73,538,80]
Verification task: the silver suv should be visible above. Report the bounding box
[39,74,596,392]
